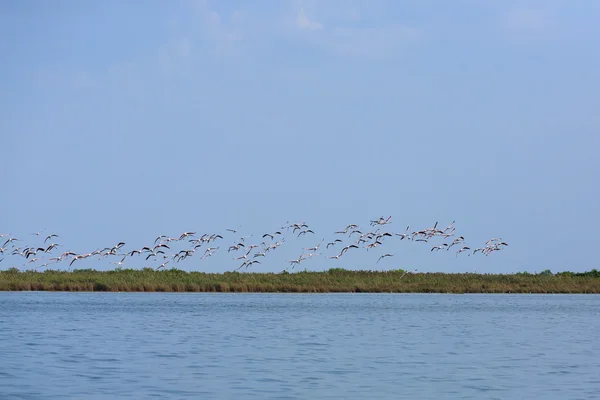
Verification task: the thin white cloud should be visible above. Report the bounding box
[156,37,194,77]
[296,8,323,30]
[191,0,246,56]
[182,1,417,59]
[289,2,418,58]
[208,11,221,27]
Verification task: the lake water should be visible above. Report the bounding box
[1,293,599,399]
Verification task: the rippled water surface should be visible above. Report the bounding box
[1,293,599,399]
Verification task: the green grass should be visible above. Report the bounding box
[1,268,599,293]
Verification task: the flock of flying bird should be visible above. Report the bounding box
[0,217,508,272]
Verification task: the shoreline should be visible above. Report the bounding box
[1,268,599,293]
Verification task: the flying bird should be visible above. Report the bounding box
[377,253,394,263]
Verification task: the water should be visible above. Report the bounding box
[1,293,599,399]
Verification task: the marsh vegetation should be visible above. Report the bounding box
[1,268,599,293]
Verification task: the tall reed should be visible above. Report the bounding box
[1,268,599,293]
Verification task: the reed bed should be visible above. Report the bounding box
[1,268,599,293]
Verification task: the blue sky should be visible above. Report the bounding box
[1,0,599,273]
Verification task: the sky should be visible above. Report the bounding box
[1,0,599,274]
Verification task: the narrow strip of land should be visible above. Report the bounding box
[1,268,599,293]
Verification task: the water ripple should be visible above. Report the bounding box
[1,293,599,399]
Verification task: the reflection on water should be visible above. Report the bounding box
[1,293,599,399]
